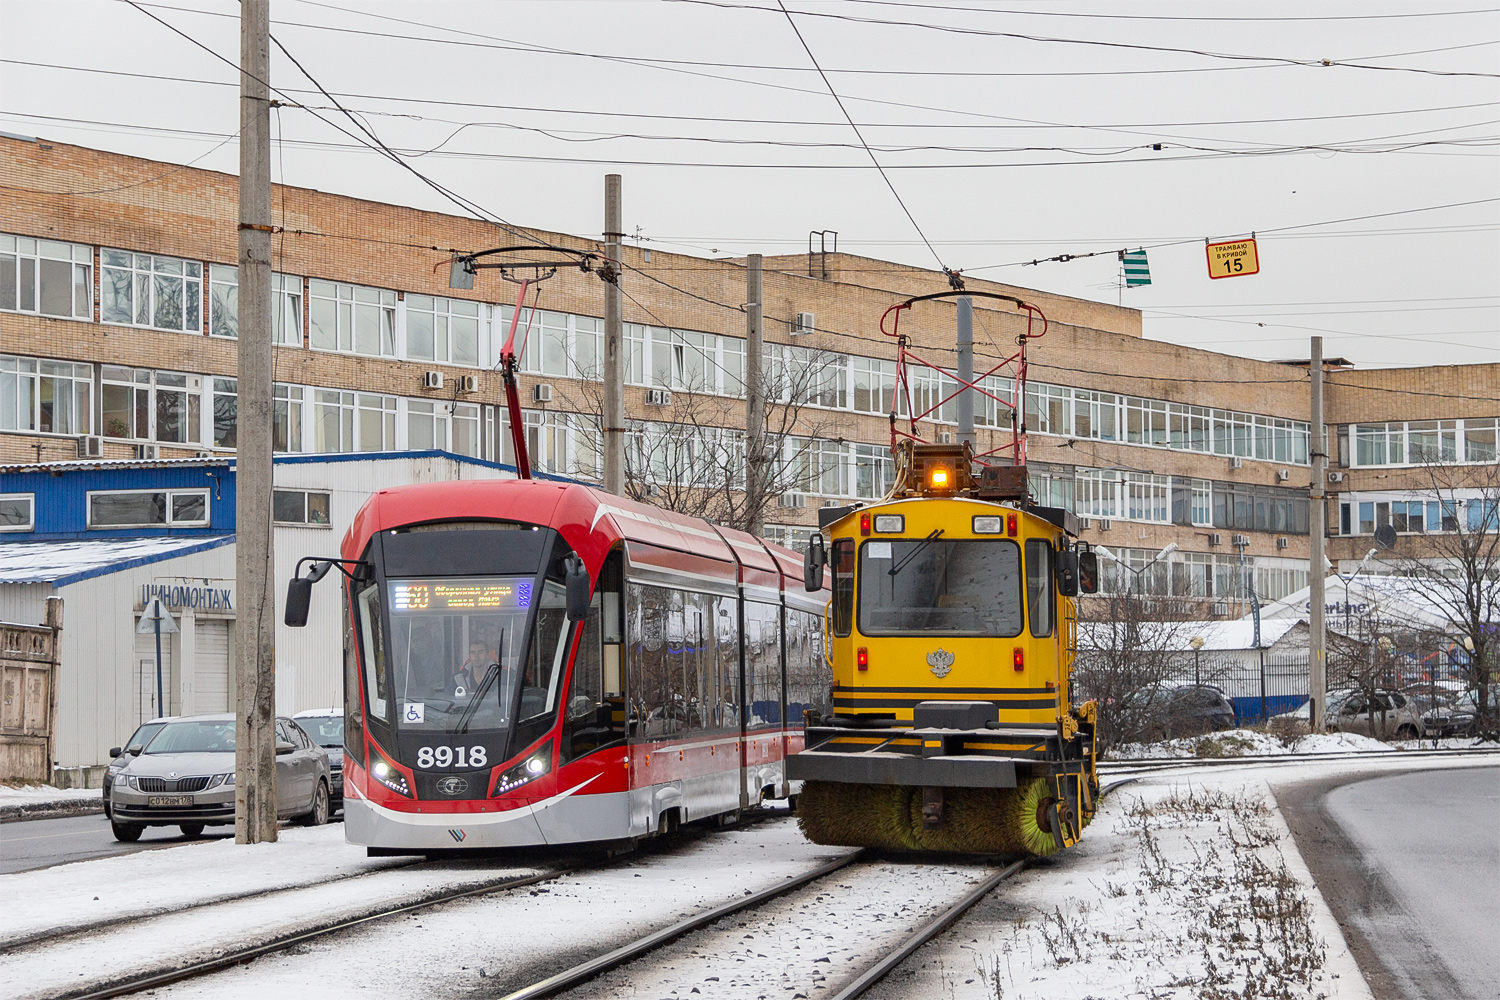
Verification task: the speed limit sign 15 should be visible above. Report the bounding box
[1206,238,1260,279]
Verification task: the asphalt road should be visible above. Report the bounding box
[1281,766,1500,1000]
[0,812,235,874]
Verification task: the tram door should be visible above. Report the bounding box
[741,600,782,805]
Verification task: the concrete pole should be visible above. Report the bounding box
[1309,336,1327,733]
[602,175,625,495]
[956,295,974,448]
[235,0,278,844]
[745,254,765,535]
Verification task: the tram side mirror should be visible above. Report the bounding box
[803,534,826,592]
[1055,550,1080,597]
[1077,550,1099,595]
[565,557,592,620]
[284,560,332,628]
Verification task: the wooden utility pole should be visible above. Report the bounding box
[235,0,278,844]
[602,175,625,496]
[1309,336,1327,733]
[745,254,766,535]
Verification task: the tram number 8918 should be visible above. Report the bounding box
[416,745,488,769]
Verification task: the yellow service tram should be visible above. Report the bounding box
[788,439,1101,855]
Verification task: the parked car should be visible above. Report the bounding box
[1422,688,1500,738]
[1127,683,1237,740]
[103,719,168,819]
[293,708,344,808]
[108,714,331,841]
[1275,688,1422,740]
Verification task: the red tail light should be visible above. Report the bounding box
[1007,513,1017,537]
[857,647,869,671]
[1013,647,1025,672]
[860,513,871,537]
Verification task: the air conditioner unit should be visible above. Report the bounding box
[792,311,815,335]
[136,444,159,460]
[1277,469,1291,481]
[645,483,662,498]
[76,435,103,458]
[460,375,479,393]
[1232,533,1250,547]
[1208,532,1222,546]
[1328,471,1345,484]
[1229,457,1244,470]
[1098,519,1112,531]
[195,451,213,460]
[1078,517,1091,530]
[533,383,553,403]
[778,493,806,509]
[821,499,844,508]
[1210,602,1230,617]
[937,431,953,444]
[645,388,672,407]
[423,371,444,390]
[1276,537,1289,549]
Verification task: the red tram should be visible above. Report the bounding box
[289,479,830,853]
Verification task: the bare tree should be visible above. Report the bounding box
[568,339,850,534]
[1380,459,1500,740]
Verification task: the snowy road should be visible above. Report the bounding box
[1320,767,1499,1000]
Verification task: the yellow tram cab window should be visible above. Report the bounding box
[873,515,904,533]
[972,515,1002,534]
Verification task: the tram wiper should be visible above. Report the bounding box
[456,629,506,735]
[889,528,944,577]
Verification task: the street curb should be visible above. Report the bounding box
[0,799,105,823]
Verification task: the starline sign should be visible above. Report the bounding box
[139,583,234,612]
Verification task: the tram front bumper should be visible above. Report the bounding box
[786,749,1017,788]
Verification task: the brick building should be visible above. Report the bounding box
[3,135,1496,617]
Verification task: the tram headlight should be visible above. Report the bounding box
[492,742,553,797]
[369,754,411,797]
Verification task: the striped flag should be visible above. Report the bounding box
[1121,248,1151,287]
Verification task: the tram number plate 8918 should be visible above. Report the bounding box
[416,745,488,769]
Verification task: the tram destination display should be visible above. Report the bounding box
[389,577,533,613]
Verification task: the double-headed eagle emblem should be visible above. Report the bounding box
[927,648,955,678]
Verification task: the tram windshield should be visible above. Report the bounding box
[858,538,1022,637]
[358,575,571,735]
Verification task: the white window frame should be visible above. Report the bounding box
[0,492,35,532]
[209,265,303,346]
[308,280,396,358]
[86,488,211,529]
[406,293,481,367]
[272,488,332,527]
[99,249,203,333]
[1,234,93,320]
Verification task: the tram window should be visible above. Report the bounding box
[831,538,855,638]
[858,539,1023,637]
[715,596,739,731]
[1026,539,1055,638]
[520,580,569,722]
[357,583,390,720]
[745,602,782,729]
[629,584,679,739]
[786,609,830,725]
[343,585,365,766]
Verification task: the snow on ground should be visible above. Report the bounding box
[0,784,98,817]
[568,860,993,1000]
[0,823,411,948]
[45,819,852,1000]
[1106,728,1475,760]
[864,755,1499,1000]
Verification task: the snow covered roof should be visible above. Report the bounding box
[0,536,235,587]
[1078,616,1300,652]
[1254,573,1460,631]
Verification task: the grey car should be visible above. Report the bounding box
[293,708,344,808]
[103,719,167,819]
[108,714,332,841]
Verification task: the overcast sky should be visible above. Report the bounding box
[3,0,1497,368]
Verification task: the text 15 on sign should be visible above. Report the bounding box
[1206,238,1259,279]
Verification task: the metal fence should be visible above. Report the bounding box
[1195,654,1308,725]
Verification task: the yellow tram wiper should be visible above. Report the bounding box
[888,528,944,577]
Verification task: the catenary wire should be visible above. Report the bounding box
[821,1,1500,23]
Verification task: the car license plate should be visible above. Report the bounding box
[147,795,193,807]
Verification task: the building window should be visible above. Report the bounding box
[212,378,237,449]
[1123,473,1171,523]
[1191,479,1213,526]
[0,493,34,532]
[1074,390,1119,442]
[100,250,202,332]
[406,294,480,366]
[1352,419,1498,467]
[854,443,893,500]
[274,384,304,453]
[1125,397,1169,447]
[357,393,397,451]
[308,281,395,357]
[452,402,482,457]
[273,489,331,526]
[1075,468,1119,520]
[154,372,201,445]
[793,438,848,498]
[209,266,302,345]
[313,389,355,453]
[1,235,93,319]
[852,357,898,416]
[1026,384,1070,437]
[100,367,201,443]
[406,399,448,451]
[0,356,92,435]
[87,489,209,528]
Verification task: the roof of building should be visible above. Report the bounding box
[1253,574,1459,632]
[1078,616,1301,652]
[0,457,235,475]
[0,536,235,587]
